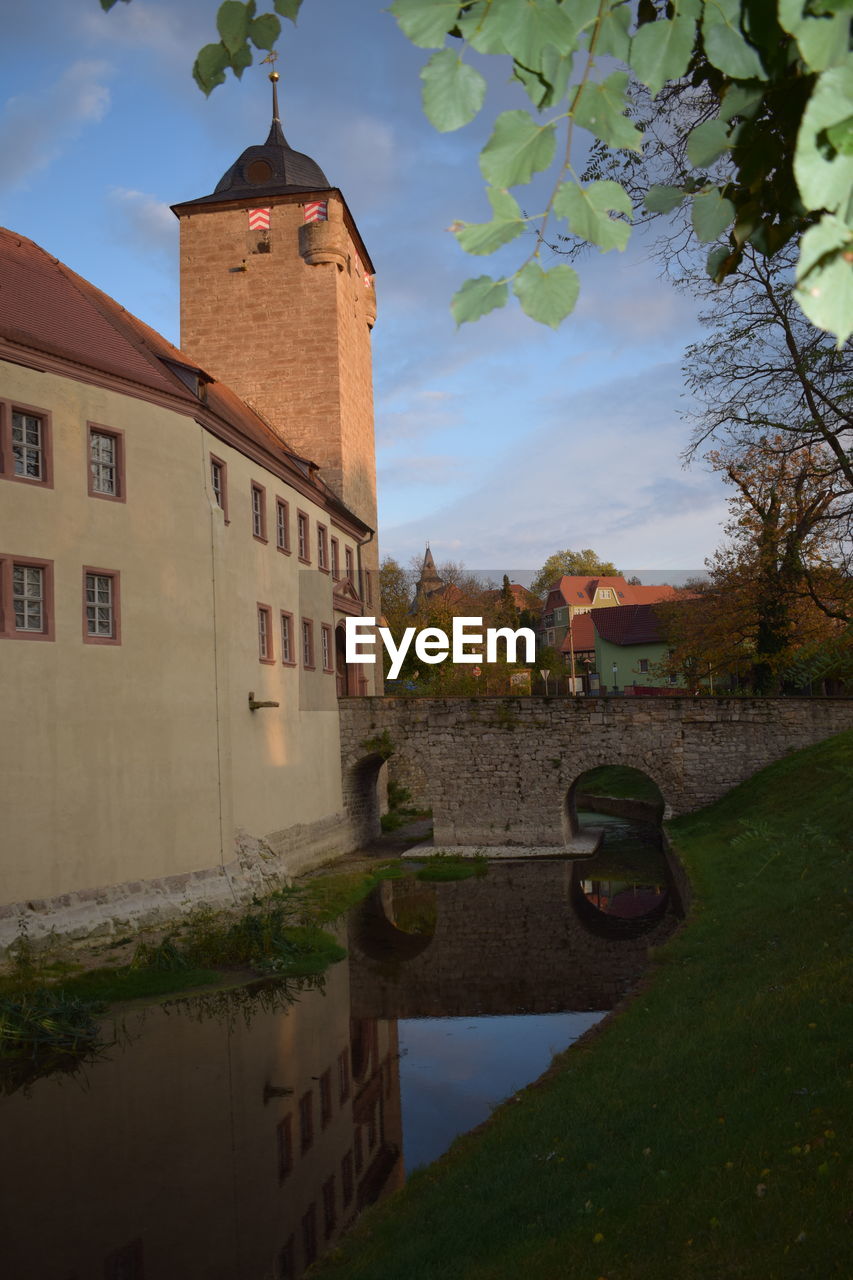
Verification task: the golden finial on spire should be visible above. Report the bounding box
[261,51,279,81]
[261,52,281,123]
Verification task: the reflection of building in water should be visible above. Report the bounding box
[580,880,667,917]
[0,954,402,1279]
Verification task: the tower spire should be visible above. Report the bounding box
[263,53,285,146]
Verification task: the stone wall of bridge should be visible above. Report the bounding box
[338,696,853,848]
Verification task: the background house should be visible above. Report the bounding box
[590,603,684,694]
[540,575,681,656]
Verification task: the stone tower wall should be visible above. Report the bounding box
[177,194,378,573]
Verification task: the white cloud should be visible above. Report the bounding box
[77,0,205,65]
[0,61,111,192]
[109,188,176,258]
[380,363,730,573]
[333,114,398,208]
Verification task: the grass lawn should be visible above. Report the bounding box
[312,731,852,1280]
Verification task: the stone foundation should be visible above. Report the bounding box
[0,811,356,953]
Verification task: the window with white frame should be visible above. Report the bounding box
[89,430,120,496]
[12,411,45,480]
[330,537,340,580]
[318,524,328,571]
[258,604,273,661]
[297,512,309,562]
[276,499,290,552]
[14,563,45,632]
[344,546,354,580]
[251,484,266,540]
[1,557,53,640]
[280,611,294,663]
[86,572,116,638]
[210,457,226,513]
[1,403,52,487]
[302,618,314,667]
[321,623,332,671]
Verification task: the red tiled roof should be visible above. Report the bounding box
[0,228,187,398]
[590,603,668,646]
[560,611,596,653]
[551,575,632,605]
[546,576,682,610]
[0,227,366,528]
[629,584,682,604]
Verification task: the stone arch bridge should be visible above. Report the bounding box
[339,696,853,848]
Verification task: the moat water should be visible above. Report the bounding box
[0,813,678,1280]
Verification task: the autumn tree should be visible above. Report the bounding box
[660,438,848,693]
[530,549,619,598]
[379,556,415,632]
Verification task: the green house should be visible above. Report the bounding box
[591,604,682,693]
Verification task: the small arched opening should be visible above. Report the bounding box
[342,752,386,847]
[563,764,665,840]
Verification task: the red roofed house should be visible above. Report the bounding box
[0,88,383,944]
[540,574,681,664]
[591,603,685,693]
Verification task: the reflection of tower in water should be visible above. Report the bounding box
[0,952,403,1280]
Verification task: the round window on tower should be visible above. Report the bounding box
[245,158,273,185]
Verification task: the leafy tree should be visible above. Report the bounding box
[379,556,415,633]
[530,548,619,597]
[659,437,848,692]
[103,0,853,342]
[496,573,518,626]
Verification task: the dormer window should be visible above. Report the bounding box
[246,158,273,184]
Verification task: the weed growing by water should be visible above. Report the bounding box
[0,988,107,1095]
[415,853,488,882]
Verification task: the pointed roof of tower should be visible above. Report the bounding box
[173,71,331,209]
[418,545,444,594]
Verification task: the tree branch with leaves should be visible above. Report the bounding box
[102,0,853,342]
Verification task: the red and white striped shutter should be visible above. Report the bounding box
[248,208,271,230]
[303,201,328,223]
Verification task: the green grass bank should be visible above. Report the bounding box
[313,731,852,1280]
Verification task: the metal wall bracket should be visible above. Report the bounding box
[248,691,280,711]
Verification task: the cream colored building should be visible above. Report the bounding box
[0,92,382,945]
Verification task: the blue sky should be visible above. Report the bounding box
[0,0,729,579]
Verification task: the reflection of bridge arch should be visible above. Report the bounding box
[350,881,436,964]
[349,860,680,1021]
[569,862,670,940]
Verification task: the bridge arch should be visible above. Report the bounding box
[338,696,853,850]
[342,751,386,847]
[564,764,666,837]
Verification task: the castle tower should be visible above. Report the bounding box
[171,73,378,544]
